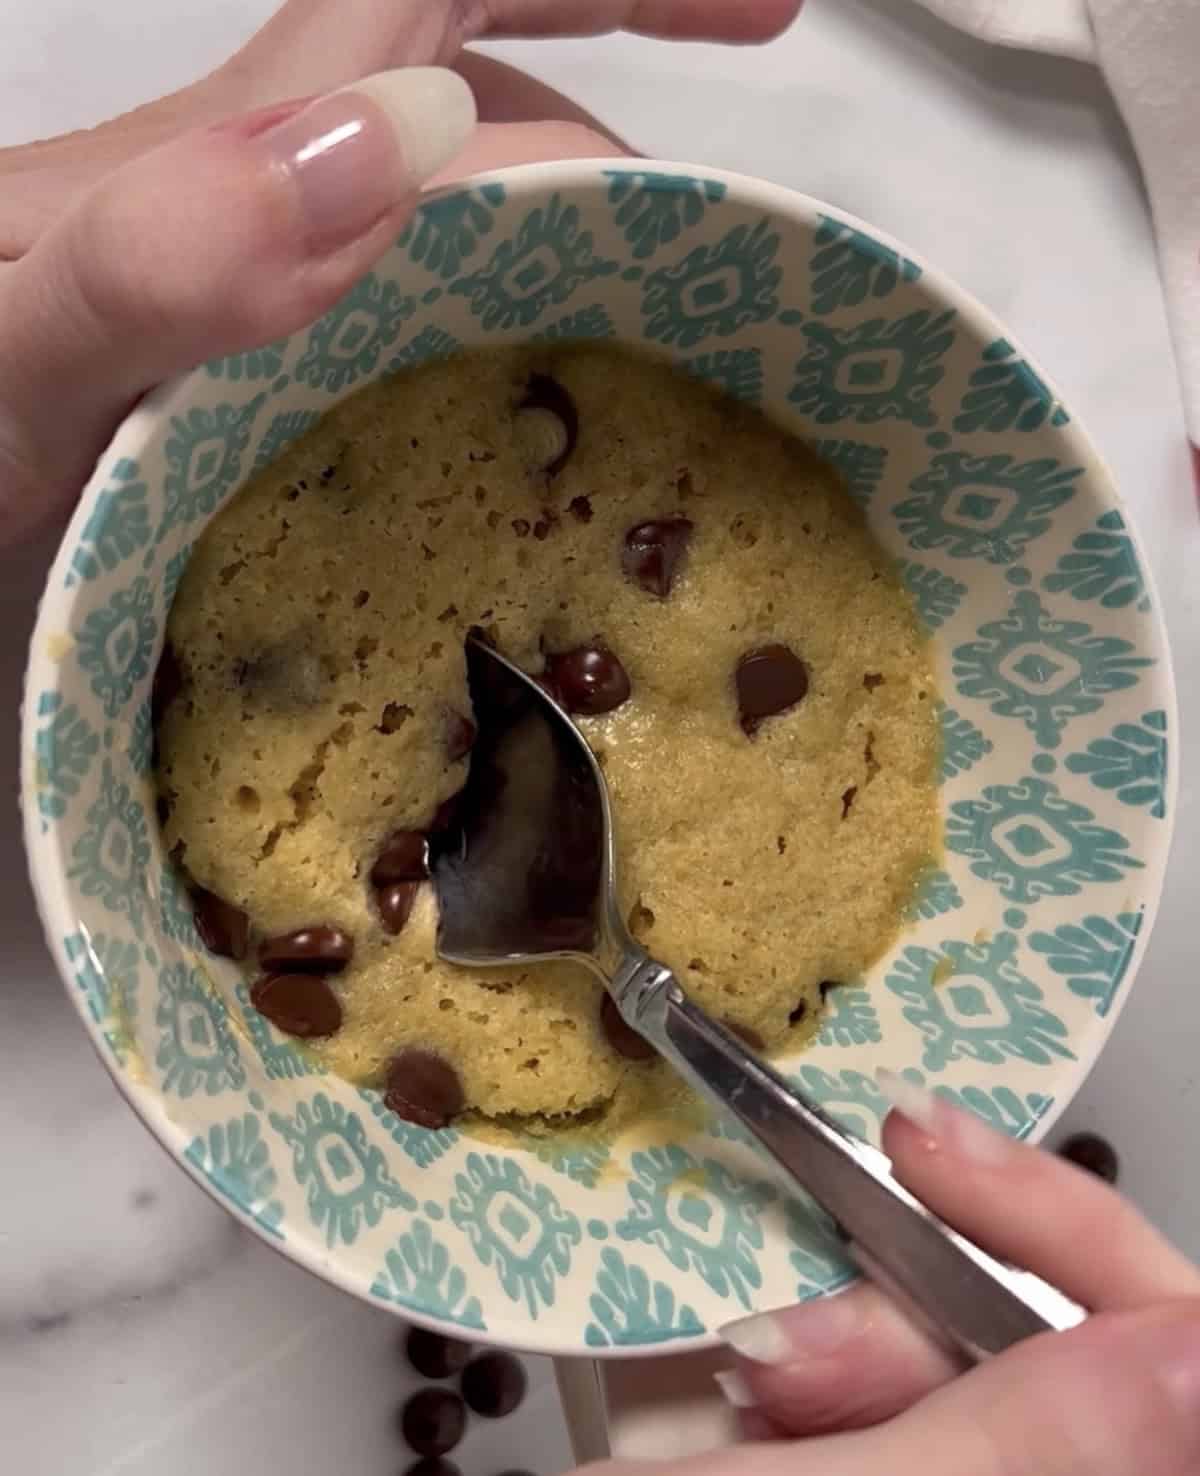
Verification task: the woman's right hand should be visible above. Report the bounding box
[701,1080,1200,1473]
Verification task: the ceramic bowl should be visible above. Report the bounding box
[22,160,1174,1355]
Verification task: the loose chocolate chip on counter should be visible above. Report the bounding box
[1058,1132,1119,1184]
[191,886,250,961]
[258,925,354,973]
[372,831,430,886]
[515,373,579,477]
[406,1328,473,1381]
[461,1352,528,1419]
[445,711,478,762]
[385,1048,466,1130]
[377,881,420,936]
[401,1389,467,1457]
[725,1020,765,1052]
[250,972,342,1038]
[600,994,657,1062]
[735,644,809,736]
[546,644,631,717]
[405,1461,462,1476]
[622,518,694,598]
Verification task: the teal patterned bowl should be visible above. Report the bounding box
[23,161,1174,1356]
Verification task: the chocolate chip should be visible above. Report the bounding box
[405,1462,462,1476]
[377,881,420,935]
[401,1389,467,1457]
[371,831,429,886]
[446,711,477,762]
[622,518,694,598]
[600,994,656,1062]
[726,1020,765,1052]
[385,1048,465,1129]
[516,373,578,477]
[250,972,342,1038]
[191,886,249,961]
[546,645,631,716]
[406,1328,473,1381]
[461,1352,527,1418]
[258,925,353,973]
[1058,1132,1119,1184]
[568,495,594,523]
[735,644,809,736]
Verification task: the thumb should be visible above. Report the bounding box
[0,66,475,541]
[840,1302,1200,1476]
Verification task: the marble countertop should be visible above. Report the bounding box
[2,2,1198,1471]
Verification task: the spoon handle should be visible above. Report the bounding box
[624,965,1085,1362]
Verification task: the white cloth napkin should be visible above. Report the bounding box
[915,0,1200,477]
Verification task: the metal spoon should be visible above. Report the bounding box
[432,635,1085,1361]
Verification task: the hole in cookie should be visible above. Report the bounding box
[377,703,413,734]
[234,785,260,814]
[353,590,369,608]
[729,515,758,549]
[863,673,885,691]
[777,835,787,855]
[841,786,857,820]
[629,900,656,939]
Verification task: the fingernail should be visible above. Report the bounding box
[713,1369,756,1409]
[721,1291,862,1365]
[257,67,476,251]
[877,1070,1010,1167]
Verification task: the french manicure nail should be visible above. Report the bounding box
[257,67,476,252]
[713,1369,756,1409]
[721,1291,862,1365]
[877,1069,1010,1167]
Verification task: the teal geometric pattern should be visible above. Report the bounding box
[269,1092,415,1248]
[938,703,993,782]
[205,340,287,382]
[450,1153,581,1317]
[642,220,781,349]
[296,273,415,393]
[896,451,1081,564]
[898,559,968,631]
[953,590,1151,749]
[810,438,889,508]
[33,691,99,826]
[1044,509,1150,611]
[905,866,964,921]
[616,1147,774,1309]
[683,348,764,405]
[64,929,138,1061]
[954,338,1069,434]
[30,164,1173,1354]
[75,575,156,720]
[184,1112,284,1237]
[68,458,150,584]
[584,1247,705,1347]
[886,933,1074,1070]
[67,759,150,933]
[946,776,1143,902]
[398,183,506,280]
[451,194,619,331]
[1029,911,1143,1018]
[160,397,265,538]
[253,410,320,473]
[809,213,921,314]
[236,982,322,1081]
[386,324,462,377]
[817,986,882,1048]
[1065,710,1167,817]
[371,1218,486,1329]
[531,303,616,344]
[790,309,955,427]
[362,1086,456,1167]
[155,961,246,1097]
[605,170,727,260]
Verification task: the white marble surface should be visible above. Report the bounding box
[2,1,1198,1471]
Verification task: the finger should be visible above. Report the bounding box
[0,68,475,542]
[432,118,627,184]
[882,1074,1200,1309]
[461,0,806,43]
[719,1281,958,1436]
[455,53,628,148]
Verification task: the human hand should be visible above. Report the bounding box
[694,1080,1200,1473]
[0,0,803,542]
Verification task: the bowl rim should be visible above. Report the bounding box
[22,157,1179,1356]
